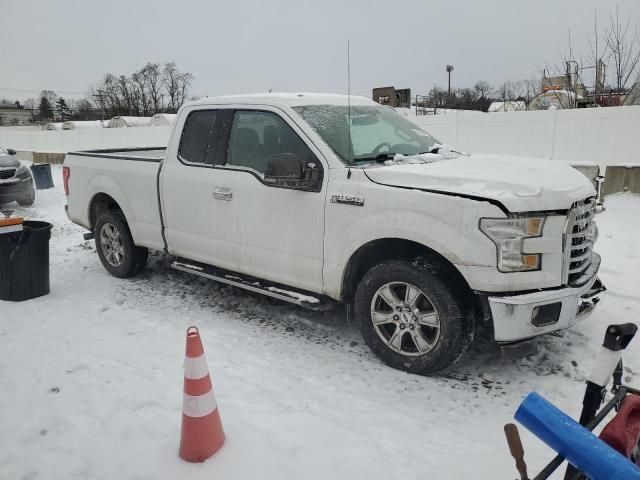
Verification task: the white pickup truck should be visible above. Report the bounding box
[64,93,605,374]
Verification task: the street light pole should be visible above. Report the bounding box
[446,65,454,106]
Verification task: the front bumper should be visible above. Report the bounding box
[488,252,605,343]
[0,176,33,203]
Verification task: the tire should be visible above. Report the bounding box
[17,188,36,206]
[94,209,148,278]
[355,259,474,375]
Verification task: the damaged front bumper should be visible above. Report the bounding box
[488,252,605,343]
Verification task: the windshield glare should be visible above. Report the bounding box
[293,104,439,164]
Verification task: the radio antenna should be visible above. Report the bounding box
[347,39,353,178]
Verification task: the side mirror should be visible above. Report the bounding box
[265,153,304,183]
[6,149,16,156]
[264,153,322,191]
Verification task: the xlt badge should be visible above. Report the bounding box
[330,194,365,207]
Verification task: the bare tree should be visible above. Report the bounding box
[523,78,539,104]
[586,9,609,97]
[473,81,492,99]
[91,73,124,117]
[91,62,195,116]
[23,98,38,122]
[177,72,194,109]
[162,62,194,112]
[39,89,58,106]
[117,75,136,115]
[131,71,149,115]
[496,81,517,101]
[605,6,640,93]
[142,63,163,112]
[163,62,180,111]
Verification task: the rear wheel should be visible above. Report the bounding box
[355,259,473,375]
[95,210,148,278]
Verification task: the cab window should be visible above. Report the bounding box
[226,110,317,174]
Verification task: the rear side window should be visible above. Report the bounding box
[178,110,217,165]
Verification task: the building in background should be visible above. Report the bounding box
[372,87,412,108]
[0,103,33,126]
[541,75,587,98]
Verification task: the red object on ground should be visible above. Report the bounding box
[600,395,640,462]
[179,326,225,462]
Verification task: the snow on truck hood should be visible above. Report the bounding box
[363,153,596,213]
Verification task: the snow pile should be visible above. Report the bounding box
[382,144,463,166]
[1,166,639,479]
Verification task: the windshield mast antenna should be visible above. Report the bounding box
[347,39,352,178]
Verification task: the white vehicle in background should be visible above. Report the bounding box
[63,93,605,374]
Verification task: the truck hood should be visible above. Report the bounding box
[363,153,596,212]
[0,152,20,168]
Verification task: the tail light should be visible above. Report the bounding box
[62,166,70,195]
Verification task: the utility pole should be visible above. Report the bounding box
[92,89,107,121]
[446,65,454,106]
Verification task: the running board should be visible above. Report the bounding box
[170,259,335,311]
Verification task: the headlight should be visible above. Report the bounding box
[16,163,29,176]
[480,217,545,272]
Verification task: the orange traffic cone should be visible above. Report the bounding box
[179,326,225,462]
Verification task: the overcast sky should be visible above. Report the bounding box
[1,0,639,101]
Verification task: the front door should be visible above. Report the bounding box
[209,108,327,293]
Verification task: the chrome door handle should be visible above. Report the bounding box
[213,188,233,201]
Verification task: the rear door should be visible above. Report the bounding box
[208,107,327,293]
[160,107,237,270]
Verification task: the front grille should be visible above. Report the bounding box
[567,198,596,285]
[0,168,16,179]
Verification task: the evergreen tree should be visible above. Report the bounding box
[38,96,54,121]
[55,97,71,121]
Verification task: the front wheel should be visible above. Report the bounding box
[355,259,473,375]
[94,210,148,278]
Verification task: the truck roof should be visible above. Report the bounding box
[185,92,378,108]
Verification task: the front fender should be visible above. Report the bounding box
[323,179,505,298]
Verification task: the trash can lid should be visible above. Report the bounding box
[22,221,52,231]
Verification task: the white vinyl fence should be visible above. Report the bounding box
[411,105,640,170]
[1,107,640,172]
[0,125,172,153]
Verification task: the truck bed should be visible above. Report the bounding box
[64,146,167,251]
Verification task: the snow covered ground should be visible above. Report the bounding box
[1,164,639,479]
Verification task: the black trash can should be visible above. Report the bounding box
[30,163,54,190]
[0,221,52,301]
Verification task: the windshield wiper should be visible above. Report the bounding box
[417,147,441,154]
[352,152,397,164]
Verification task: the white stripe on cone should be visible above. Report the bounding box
[183,390,218,418]
[184,354,209,380]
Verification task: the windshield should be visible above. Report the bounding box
[293,104,439,165]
